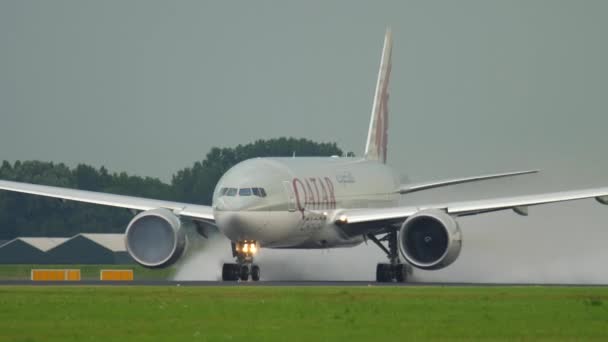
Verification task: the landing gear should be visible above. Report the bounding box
[222,263,240,281]
[251,265,260,281]
[376,263,408,282]
[240,265,249,281]
[222,240,261,282]
[395,264,408,282]
[367,229,412,283]
[221,263,260,281]
[376,263,392,282]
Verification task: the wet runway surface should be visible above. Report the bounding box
[0,280,607,286]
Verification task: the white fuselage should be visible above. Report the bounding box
[212,157,401,249]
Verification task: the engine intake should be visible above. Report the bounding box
[398,209,462,270]
[125,208,187,268]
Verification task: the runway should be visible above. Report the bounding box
[0,280,606,286]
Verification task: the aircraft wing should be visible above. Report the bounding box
[399,169,539,194]
[335,186,608,233]
[0,180,214,221]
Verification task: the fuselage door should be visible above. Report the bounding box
[283,181,296,212]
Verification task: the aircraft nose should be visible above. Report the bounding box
[215,210,243,230]
[214,197,228,211]
[214,195,244,211]
[215,194,260,212]
[215,209,263,241]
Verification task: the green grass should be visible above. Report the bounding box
[0,264,174,280]
[0,286,607,341]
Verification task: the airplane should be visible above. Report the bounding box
[1,29,608,282]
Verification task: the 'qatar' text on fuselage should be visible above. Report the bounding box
[292,177,336,211]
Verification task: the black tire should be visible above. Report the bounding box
[251,265,260,281]
[376,263,391,282]
[239,265,250,281]
[222,263,238,281]
[394,264,407,283]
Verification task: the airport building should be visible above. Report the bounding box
[0,237,67,264]
[0,234,134,264]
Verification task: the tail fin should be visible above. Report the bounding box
[364,28,392,164]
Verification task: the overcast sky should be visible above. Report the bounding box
[2,1,608,282]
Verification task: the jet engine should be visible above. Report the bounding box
[398,209,462,270]
[125,208,187,268]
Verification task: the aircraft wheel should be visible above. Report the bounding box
[239,265,250,281]
[376,263,391,282]
[222,263,239,281]
[251,265,260,281]
[394,264,407,283]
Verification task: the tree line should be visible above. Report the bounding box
[0,138,343,239]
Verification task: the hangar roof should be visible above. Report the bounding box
[20,237,69,251]
[0,234,127,253]
[0,237,68,252]
[79,234,126,252]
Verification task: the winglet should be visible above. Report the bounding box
[364,28,392,164]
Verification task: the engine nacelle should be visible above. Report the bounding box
[398,209,462,270]
[125,208,187,268]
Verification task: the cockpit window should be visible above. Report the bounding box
[251,187,267,197]
[219,187,264,197]
[239,188,252,196]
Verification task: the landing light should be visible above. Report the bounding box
[238,241,258,255]
[336,214,348,225]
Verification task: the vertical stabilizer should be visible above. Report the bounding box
[364,28,392,164]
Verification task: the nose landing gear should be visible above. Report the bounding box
[367,230,412,283]
[222,241,261,281]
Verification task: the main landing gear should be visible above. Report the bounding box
[222,240,260,281]
[367,229,412,283]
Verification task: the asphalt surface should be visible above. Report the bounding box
[0,280,607,286]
